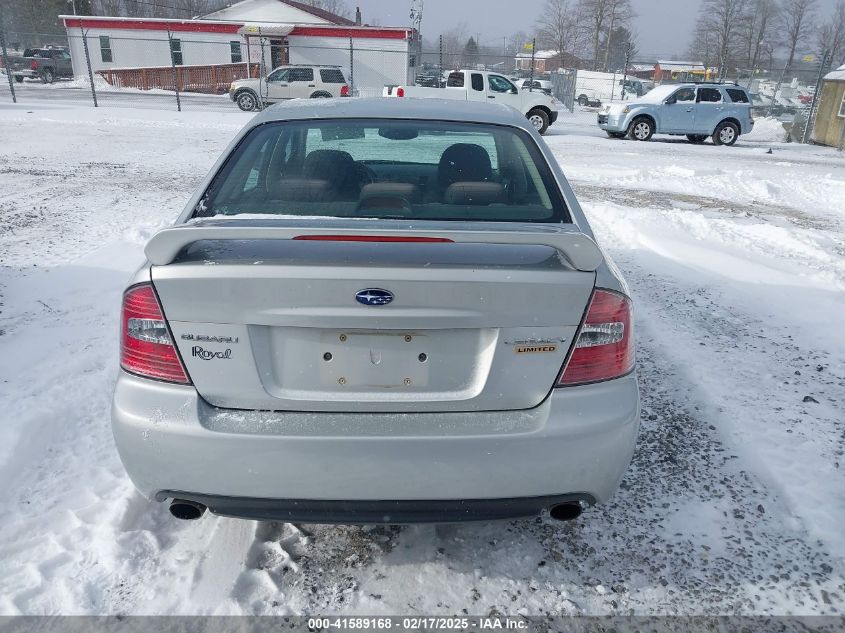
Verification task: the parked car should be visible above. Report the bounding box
[229,65,350,111]
[597,83,755,145]
[415,69,445,88]
[383,70,560,134]
[516,78,553,95]
[576,70,643,106]
[112,98,639,525]
[10,47,73,83]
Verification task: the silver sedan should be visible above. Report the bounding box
[111,98,640,524]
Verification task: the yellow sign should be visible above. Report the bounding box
[523,42,534,51]
[803,54,815,62]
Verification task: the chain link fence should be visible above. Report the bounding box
[1,27,842,148]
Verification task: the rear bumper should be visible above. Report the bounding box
[112,371,639,519]
[14,70,37,79]
[155,492,594,523]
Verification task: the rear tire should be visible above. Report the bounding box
[527,108,550,135]
[41,68,55,84]
[713,121,739,146]
[577,94,589,106]
[606,131,626,139]
[14,76,24,83]
[686,134,708,144]
[627,116,654,141]
[235,90,258,112]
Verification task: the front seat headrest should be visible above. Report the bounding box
[438,143,493,189]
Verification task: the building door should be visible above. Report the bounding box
[270,38,288,70]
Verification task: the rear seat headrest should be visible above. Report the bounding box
[444,182,505,205]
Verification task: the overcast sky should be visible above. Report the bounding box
[356,0,839,59]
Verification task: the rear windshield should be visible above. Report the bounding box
[197,119,569,223]
[320,68,345,83]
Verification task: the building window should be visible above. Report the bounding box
[839,90,845,118]
[170,38,183,66]
[99,36,112,63]
[230,41,242,64]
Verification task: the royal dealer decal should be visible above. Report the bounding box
[192,347,232,360]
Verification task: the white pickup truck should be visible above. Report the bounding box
[383,70,560,134]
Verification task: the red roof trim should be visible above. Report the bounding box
[61,18,410,39]
[290,26,410,39]
[63,17,242,34]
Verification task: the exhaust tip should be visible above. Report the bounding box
[548,502,583,522]
[169,499,207,520]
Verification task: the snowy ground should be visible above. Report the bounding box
[0,101,843,616]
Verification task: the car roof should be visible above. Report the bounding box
[251,97,531,131]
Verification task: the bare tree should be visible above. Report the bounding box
[92,0,124,15]
[738,0,780,71]
[690,0,748,79]
[535,0,583,60]
[601,0,633,71]
[779,0,817,69]
[816,0,845,64]
[577,0,612,69]
[306,0,351,19]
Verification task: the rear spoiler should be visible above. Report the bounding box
[145,219,604,272]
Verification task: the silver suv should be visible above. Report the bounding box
[229,65,350,111]
[598,83,755,145]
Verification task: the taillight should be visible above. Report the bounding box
[396,87,405,97]
[557,289,634,386]
[120,284,190,384]
[340,85,350,97]
[31,60,39,70]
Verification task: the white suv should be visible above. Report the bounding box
[229,65,350,111]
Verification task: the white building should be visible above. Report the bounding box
[61,0,416,94]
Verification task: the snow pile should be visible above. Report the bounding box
[745,116,788,143]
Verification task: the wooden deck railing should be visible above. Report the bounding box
[98,62,261,94]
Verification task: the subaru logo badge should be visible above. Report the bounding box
[356,289,394,306]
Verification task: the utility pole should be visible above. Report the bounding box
[0,1,16,103]
[70,0,78,16]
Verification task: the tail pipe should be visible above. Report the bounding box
[548,502,584,522]
[169,498,207,520]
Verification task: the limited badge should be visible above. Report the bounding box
[514,344,558,354]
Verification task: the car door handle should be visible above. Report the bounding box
[487,95,495,99]
[308,84,315,87]
[686,108,694,112]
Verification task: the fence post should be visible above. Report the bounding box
[802,52,830,144]
[259,33,266,105]
[620,43,631,101]
[167,29,182,112]
[438,34,443,85]
[81,29,98,107]
[349,36,354,95]
[0,2,17,103]
[528,38,536,92]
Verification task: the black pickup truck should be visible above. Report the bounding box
[7,47,73,83]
